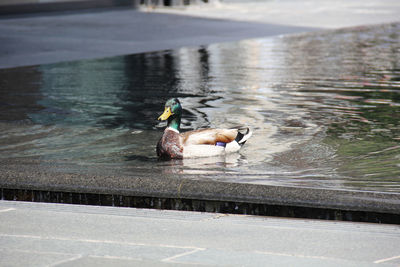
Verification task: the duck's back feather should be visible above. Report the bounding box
[182,128,238,146]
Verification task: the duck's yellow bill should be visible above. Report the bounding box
[158,107,172,120]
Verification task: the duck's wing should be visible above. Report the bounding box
[181,128,239,146]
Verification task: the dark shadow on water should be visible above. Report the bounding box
[124,154,159,163]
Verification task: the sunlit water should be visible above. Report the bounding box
[1,23,399,192]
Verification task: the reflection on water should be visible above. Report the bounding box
[0,23,399,192]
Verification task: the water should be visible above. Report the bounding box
[1,23,399,192]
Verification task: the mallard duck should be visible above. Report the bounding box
[156,98,252,159]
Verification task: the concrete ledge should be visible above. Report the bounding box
[1,160,400,221]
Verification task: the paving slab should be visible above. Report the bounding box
[1,200,400,266]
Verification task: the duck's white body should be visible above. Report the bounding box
[157,127,252,159]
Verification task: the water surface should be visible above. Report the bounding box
[1,23,399,192]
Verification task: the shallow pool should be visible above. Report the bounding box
[1,23,399,192]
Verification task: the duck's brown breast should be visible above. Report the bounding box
[157,129,183,159]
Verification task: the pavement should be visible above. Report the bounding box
[0,7,315,69]
[1,200,400,267]
[1,0,399,69]
[152,0,400,29]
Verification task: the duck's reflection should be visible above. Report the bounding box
[159,153,244,175]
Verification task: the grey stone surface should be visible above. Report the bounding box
[153,0,400,29]
[0,8,315,69]
[1,200,400,266]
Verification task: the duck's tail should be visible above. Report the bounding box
[234,127,253,146]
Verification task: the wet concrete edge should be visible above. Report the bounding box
[1,170,399,216]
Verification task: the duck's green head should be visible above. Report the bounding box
[158,98,182,130]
